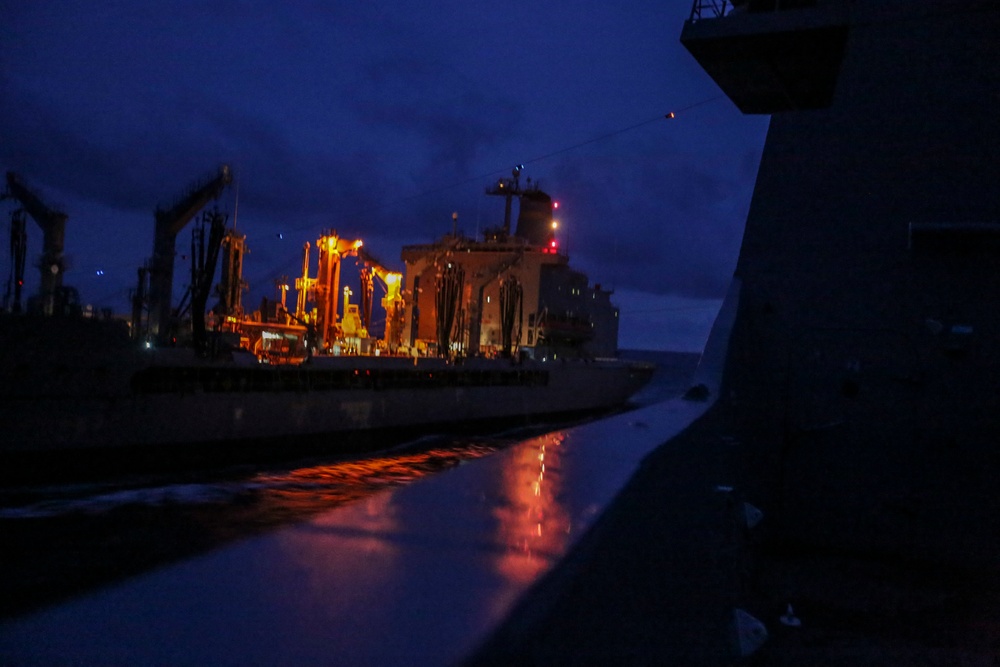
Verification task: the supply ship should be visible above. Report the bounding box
[0,167,652,477]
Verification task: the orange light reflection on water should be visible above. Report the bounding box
[261,443,505,608]
[248,443,501,517]
[493,430,571,584]
[279,490,403,608]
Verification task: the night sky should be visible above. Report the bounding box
[1,1,768,351]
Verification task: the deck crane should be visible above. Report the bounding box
[293,232,364,349]
[463,249,525,357]
[3,172,69,315]
[215,228,247,319]
[358,248,404,351]
[172,208,228,351]
[312,232,363,349]
[147,165,232,343]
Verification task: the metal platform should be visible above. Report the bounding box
[681,1,850,113]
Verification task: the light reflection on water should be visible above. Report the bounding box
[0,440,504,520]
[0,435,516,619]
[494,431,571,583]
[277,491,405,610]
[246,427,582,663]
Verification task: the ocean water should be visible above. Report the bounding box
[621,349,701,405]
[0,349,699,620]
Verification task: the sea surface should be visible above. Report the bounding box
[0,350,699,621]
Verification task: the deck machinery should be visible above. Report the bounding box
[213,172,617,364]
[2,172,71,316]
[232,232,403,363]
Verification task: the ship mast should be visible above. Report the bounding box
[484,165,525,238]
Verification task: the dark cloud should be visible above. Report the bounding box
[542,129,757,299]
[346,58,524,174]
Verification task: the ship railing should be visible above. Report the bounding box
[689,0,733,21]
[688,0,821,22]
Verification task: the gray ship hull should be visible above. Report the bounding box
[4,355,651,452]
[0,317,652,476]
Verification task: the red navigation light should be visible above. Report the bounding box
[550,240,557,249]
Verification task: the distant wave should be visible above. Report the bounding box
[0,438,504,520]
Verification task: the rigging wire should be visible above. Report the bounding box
[518,96,722,168]
[347,95,725,215]
[244,95,726,290]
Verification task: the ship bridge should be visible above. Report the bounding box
[680,0,850,113]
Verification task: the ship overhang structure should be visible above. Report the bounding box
[680,2,851,114]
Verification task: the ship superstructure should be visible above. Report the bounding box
[681,0,1000,566]
[402,168,619,359]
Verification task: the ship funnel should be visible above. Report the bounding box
[515,190,554,246]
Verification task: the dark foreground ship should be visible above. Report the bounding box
[0,167,652,478]
[680,0,1000,570]
[469,1,1000,663]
